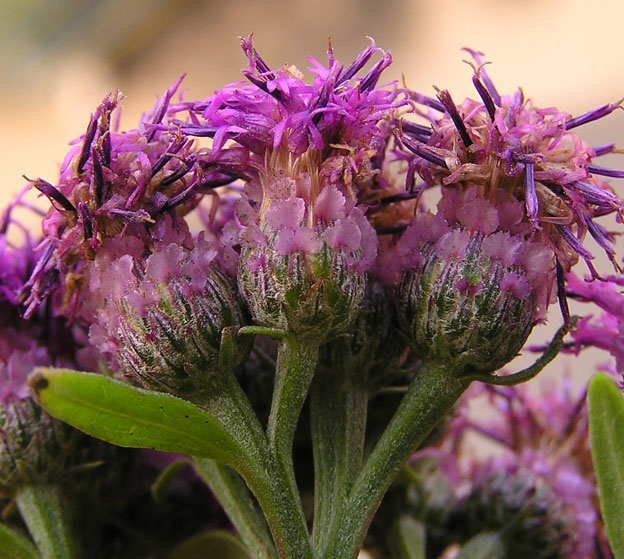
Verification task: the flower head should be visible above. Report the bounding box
[394,379,610,559]
[22,80,244,322]
[173,37,403,339]
[394,49,623,321]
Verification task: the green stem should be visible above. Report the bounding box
[198,367,312,559]
[323,361,470,559]
[15,484,76,559]
[310,341,368,556]
[193,458,277,559]
[267,335,319,514]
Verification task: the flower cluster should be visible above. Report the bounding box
[4,37,624,559]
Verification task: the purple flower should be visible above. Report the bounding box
[413,379,610,558]
[564,272,624,373]
[394,49,623,323]
[174,37,402,339]
[84,221,249,399]
[22,82,244,322]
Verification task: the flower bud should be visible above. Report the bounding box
[396,195,551,373]
[88,234,250,400]
[238,180,377,341]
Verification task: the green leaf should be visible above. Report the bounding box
[589,372,624,558]
[0,523,40,559]
[169,530,250,559]
[455,532,504,559]
[28,368,244,464]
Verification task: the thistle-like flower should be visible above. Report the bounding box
[387,49,624,371]
[86,222,250,400]
[394,188,550,372]
[22,80,245,323]
[176,37,401,339]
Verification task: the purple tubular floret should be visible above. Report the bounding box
[150,138,188,178]
[565,100,623,130]
[409,92,445,112]
[160,154,197,187]
[28,177,76,213]
[461,47,501,106]
[567,181,617,206]
[556,224,595,260]
[436,89,472,148]
[78,202,93,240]
[583,214,616,257]
[592,143,617,157]
[240,35,273,75]
[147,74,186,142]
[524,163,539,225]
[401,120,432,139]
[359,51,392,92]
[472,75,496,121]
[587,164,624,179]
[91,146,106,205]
[337,41,376,84]
[400,135,449,169]
[77,112,99,174]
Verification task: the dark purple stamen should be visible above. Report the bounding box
[401,136,449,169]
[409,92,445,112]
[147,74,186,142]
[175,122,218,138]
[405,159,418,192]
[91,146,106,205]
[587,164,624,179]
[462,48,501,106]
[242,71,286,103]
[78,203,93,240]
[77,112,98,174]
[27,177,76,213]
[337,42,375,84]
[524,163,539,225]
[401,120,432,139]
[240,35,274,75]
[159,173,232,212]
[555,258,571,327]
[565,100,623,130]
[556,224,595,260]
[592,143,617,157]
[150,138,188,178]
[160,154,197,187]
[436,89,472,148]
[583,214,617,259]
[360,52,392,92]
[567,181,617,207]
[472,75,496,121]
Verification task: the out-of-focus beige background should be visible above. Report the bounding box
[1,0,622,380]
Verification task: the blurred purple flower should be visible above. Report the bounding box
[415,378,611,558]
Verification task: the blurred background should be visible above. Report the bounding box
[1,0,623,381]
